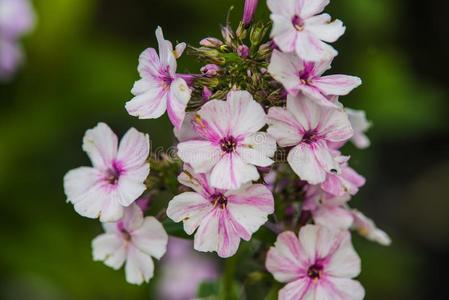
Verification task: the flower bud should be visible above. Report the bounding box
[237,44,250,58]
[199,37,223,48]
[221,25,235,46]
[242,0,259,27]
[200,64,220,76]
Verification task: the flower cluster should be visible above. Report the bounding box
[63,0,390,297]
[0,0,35,81]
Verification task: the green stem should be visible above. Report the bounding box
[219,256,238,300]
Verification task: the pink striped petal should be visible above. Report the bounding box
[299,0,330,19]
[267,107,303,147]
[312,75,361,96]
[278,278,312,300]
[266,231,306,282]
[116,127,150,170]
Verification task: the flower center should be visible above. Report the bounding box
[220,136,237,153]
[292,15,305,31]
[105,161,123,185]
[307,264,323,280]
[302,130,319,144]
[210,193,228,209]
[117,221,132,241]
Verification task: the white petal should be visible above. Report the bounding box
[324,278,365,300]
[227,90,267,136]
[217,210,241,258]
[125,245,155,285]
[270,14,297,53]
[325,231,361,278]
[238,133,276,167]
[226,184,274,237]
[299,0,330,19]
[266,231,306,283]
[132,216,168,259]
[287,93,321,132]
[312,75,361,96]
[177,165,213,196]
[155,26,177,72]
[92,234,126,270]
[173,112,201,142]
[319,107,353,142]
[295,31,337,62]
[209,154,260,190]
[305,15,345,43]
[278,279,312,300]
[137,48,162,78]
[297,224,320,261]
[177,141,221,173]
[82,123,118,170]
[167,78,192,129]
[288,144,327,184]
[116,163,149,206]
[116,127,150,170]
[166,192,211,235]
[267,107,303,147]
[267,0,296,16]
[194,210,219,253]
[268,50,302,95]
[125,87,168,120]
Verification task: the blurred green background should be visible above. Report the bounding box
[0,0,448,299]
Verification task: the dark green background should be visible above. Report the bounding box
[1,0,448,299]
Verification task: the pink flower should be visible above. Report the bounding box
[92,204,168,285]
[268,50,361,107]
[125,27,191,129]
[63,123,150,222]
[0,0,35,80]
[266,225,365,300]
[177,91,277,190]
[267,93,353,184]
[320,152,365,197]
[0,0,35,40]
[166,165,274,258]
[346,108,371,149]
[303,185,354,230]
[157,238,218,300]
[267,0,345,62]
[351,210,391,246]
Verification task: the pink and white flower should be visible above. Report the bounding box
[266,225,365,300]
[320,152,365,197]
[267,93,353,184]
[346,108,371,149]
[125,27,191,129]
[92,204,168,285]
[352,210,391,246]
[267,0,345,62]
[63,123,150,222]
[303,185,354,230]
[177,90,277,190]
[268,50,361,107]
[157,238,218,300]
[0,0,35,80]
[166,165,274,258]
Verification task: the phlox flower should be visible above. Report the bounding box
[268,49,361,107]
[157,238,218,300]
[268,0,345,62]
[266,225,365,300]
[0,0,35,80]
[125,26,191,129]
[320,152,365,197]
[267,93,353,184]
[166,165,274,258]
[303,185,354,230]
[92,204,168,285]
[346,108,371,149]
[64,123,150,222]
[177,90,277,190]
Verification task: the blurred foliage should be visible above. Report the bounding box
[0,0,448,299]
